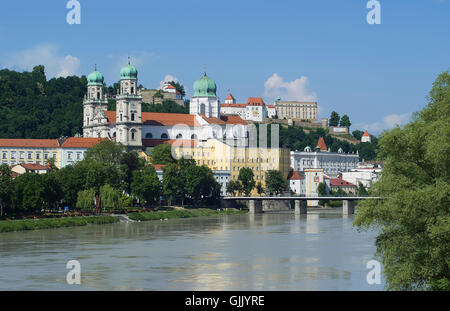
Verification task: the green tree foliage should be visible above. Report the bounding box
[256,182,264,196]
[226,180,242,196]
[76,189,96,209]
[0,66,86,138]
[266,170,286,195]
[238,167,256,196]
[0,164,13,217]
[120,151,145,194]
[142,100,188,114]
[150,143,176,165]
[131,165,161,207]
[354,71,450,291]
[84,139,125,167]
[340,114,351,128]
[329,111,340,127]
[169,81,186,98]
[184,165,220,202]
[162,163,184,205]
[357,183,369,196]
[100,184,122,210]
[317,182,327,196]
[352,130,364,141]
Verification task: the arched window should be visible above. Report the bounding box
[191,134,197,140]
[131,129,136,141]
[131,113,135,121]
[200,104,206,115]
[161,133,168,139]
[176,133,183,139]
[113,132,116,138]
[145,133,153,139]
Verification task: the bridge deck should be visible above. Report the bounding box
[222,196,382,201]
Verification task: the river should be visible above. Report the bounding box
[0,212,385,290]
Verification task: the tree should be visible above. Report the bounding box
[329,111,340,127]
[131,165,161,207]
[238,167,256,196]
[256,182,264,196]
[142,100,188,114]
[100,184,122,210]
[84,139,125,167]
[169,81,186,98]
[120,151,145,194]
[357,182,369,196]
[184,165,220,203]
[352,130,364,141]
[354,71,450,291]
[317,182,327,196]
[0,164,12,217]
[54,164,87,209]
[266,170,285,195]
[76,189,96,209]
[340,114,351,128]
[162,163,184,205]
[150,143,176,165]
[226,180,242,196]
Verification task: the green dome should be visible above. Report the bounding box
[87,69,104,86]
[193,72,217,97]
[120,62,138,80]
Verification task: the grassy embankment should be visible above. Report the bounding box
[128,208,247,221]
[0,216,119,233]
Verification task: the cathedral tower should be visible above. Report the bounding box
[190,71,220,118]
[115,60,143,147]
[83,66,109,137]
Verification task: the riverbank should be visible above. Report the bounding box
[0,209,247,233]
[127,208,247,222]
[0,215,120,233]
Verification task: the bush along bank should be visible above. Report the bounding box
[0,216,119,233]
[128,208,247,222]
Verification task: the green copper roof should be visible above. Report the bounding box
[120,62,138,80]
[193,72,217,97]
[87,69,104,86]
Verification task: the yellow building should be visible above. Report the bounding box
[145,138,290,196]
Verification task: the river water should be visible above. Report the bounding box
[0,212,385,290]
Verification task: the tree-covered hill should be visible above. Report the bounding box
[0,65,86,139]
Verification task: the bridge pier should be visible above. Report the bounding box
[249,200,263,214]
[295,200,307,214]
[342,200,355,215]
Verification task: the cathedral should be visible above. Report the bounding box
[82,62,248,149]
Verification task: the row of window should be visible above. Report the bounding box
[2,151,57,160]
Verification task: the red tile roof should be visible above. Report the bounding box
[142,139,197,148]
[199,114,226,125]
[220,115,247,125]
[225,94,235,101]
[329,178,356,187]
[0,139,59,148]
[221,103,247,108]
[152,164,166,171]
[166,85,175,89]
[61,137,105,148]
[247,97,265,106]
[362,130,370,137]
[316,137,327,151]
[266,105,276,108]
[104,111,200,127]
[288,170,304,180]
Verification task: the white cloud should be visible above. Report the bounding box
[158,74,179,89]
[356,112,412,134]
[3,44,80,78]
[264,73,317,102]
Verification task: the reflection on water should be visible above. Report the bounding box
[0,213,384,290]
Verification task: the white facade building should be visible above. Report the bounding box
[82,66,249,149]
[341,167,382,189]
[290,138,359,178]
[288,170,305,195]
[221,95,272,122]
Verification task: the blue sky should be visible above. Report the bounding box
[0,0,449,134]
